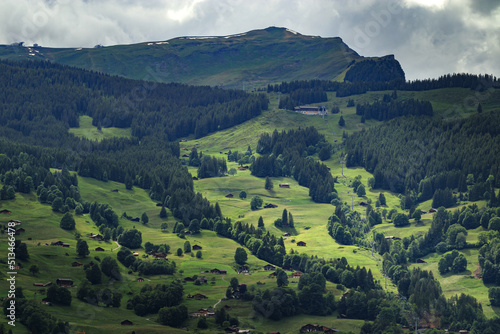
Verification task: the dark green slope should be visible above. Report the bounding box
[0,27,403,88]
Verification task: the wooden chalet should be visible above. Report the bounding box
[210,268,227,274]
[56,278,73,287]
[40,298,51,305]
[225,193,234,198]
[121,320,133,326]
[192,245,202,250]
[429,208,437,213]
[184,276,195,282]
[282,232,290,237]
[264,203,278,209]
[279,183,290,188]
[52,241,64,246]
[89,233,103,241]
[152,252,167,259]
[297,241,307,247]
[300,324,339,333]
[9,219,21,225]
[189,308,215,317]
[359,201,368,207]
[291,271,303,278]
[385,236,401,240]
[263,264,276,271]
[188,293,208,300]
[239,266,249,273]
[111,189,119,193]
[71,261,83,267]
[33,283,45,287]
[95,247,105,252]
[133,252,139,256]
[0,209,11,214]
[62,243,70,247]
[130,217,140,222]
[137,278,144,282]
[417,258,427,263]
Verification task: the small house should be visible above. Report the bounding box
[182,154,189,158]
[111,189,119,193]
[153,252,167,259]
[56,278,73,287]
[264,203,278,209]
[279,183,290,188]
[131,217,140,222]
[239,266,249,273]
[95,247,105,252]
[133,252,139,256]
[291,271,303,278]
[210,268,227,274]
[189,293,208,300]
[297,241,307,247]
[429,208,437,213]
[52,241,64,246]
[9,219,21,225]
[263,264,276,271]
[137,278,144,282]
[121,320,133,326]
[282,232,290,237]
[193,245,202,250]
[90,233,103,241]
[40,298,51,305]
[33,283,44,287]
[62,243,70,247]
[0,209,11,214]
[417,259,427,264]
[359,202,368,207]
[225,194,234,198]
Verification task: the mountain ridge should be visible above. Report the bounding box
[0,27,404,88]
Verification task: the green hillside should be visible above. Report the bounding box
[0,27,404,88]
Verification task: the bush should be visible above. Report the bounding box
[60,212,75,230]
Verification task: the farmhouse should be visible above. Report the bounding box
[133,252,139,256]
[279,183,290,188]
[417,259,427,263]
[291,271,303,278]
[95,247,105,252]
[264,203,278,209]
[225,193,234,198]
[192,245,202,250]
[188,293,208,300]
[89,233,103,241]
[283,232,290,237]
[263,264,276,271]
[137,278,144,282]
[210,268,227,274]
[62,243,70,247]
[153,252,167,259]
[429,208,437,213]
[239,266,249,273]
[189,308,215,317]
[121,320,133,326]
[297,241,307,247]
[0,209,11,214]
[9,219,21,225]
[56,278,73,287]
[294,105,327,115]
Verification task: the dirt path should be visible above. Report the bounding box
[112,241,121,251]
[474,264,482,279]
[213,275,227,309]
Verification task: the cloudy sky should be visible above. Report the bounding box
[1,0,499,80]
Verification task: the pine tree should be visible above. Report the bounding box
[160,206,167,218]
[258,216,264,228]
[288,212,294,228]
[281,209,288,226]
[265,176,274,190]
[338,115,345,127]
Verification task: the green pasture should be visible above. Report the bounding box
[69,115,132,142]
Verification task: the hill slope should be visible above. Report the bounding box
[0,27,403,88]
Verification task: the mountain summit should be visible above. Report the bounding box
[0,27,404,87]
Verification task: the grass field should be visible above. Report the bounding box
[69,115,132,141]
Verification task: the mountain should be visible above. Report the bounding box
[0,27,404,88]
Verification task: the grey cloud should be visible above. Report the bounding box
[0,0,498,80]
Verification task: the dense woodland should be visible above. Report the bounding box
[268,73,499,99]
[252,127,336,203]
[345,112,500,204]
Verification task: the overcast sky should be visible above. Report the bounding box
[1,0,499,80]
